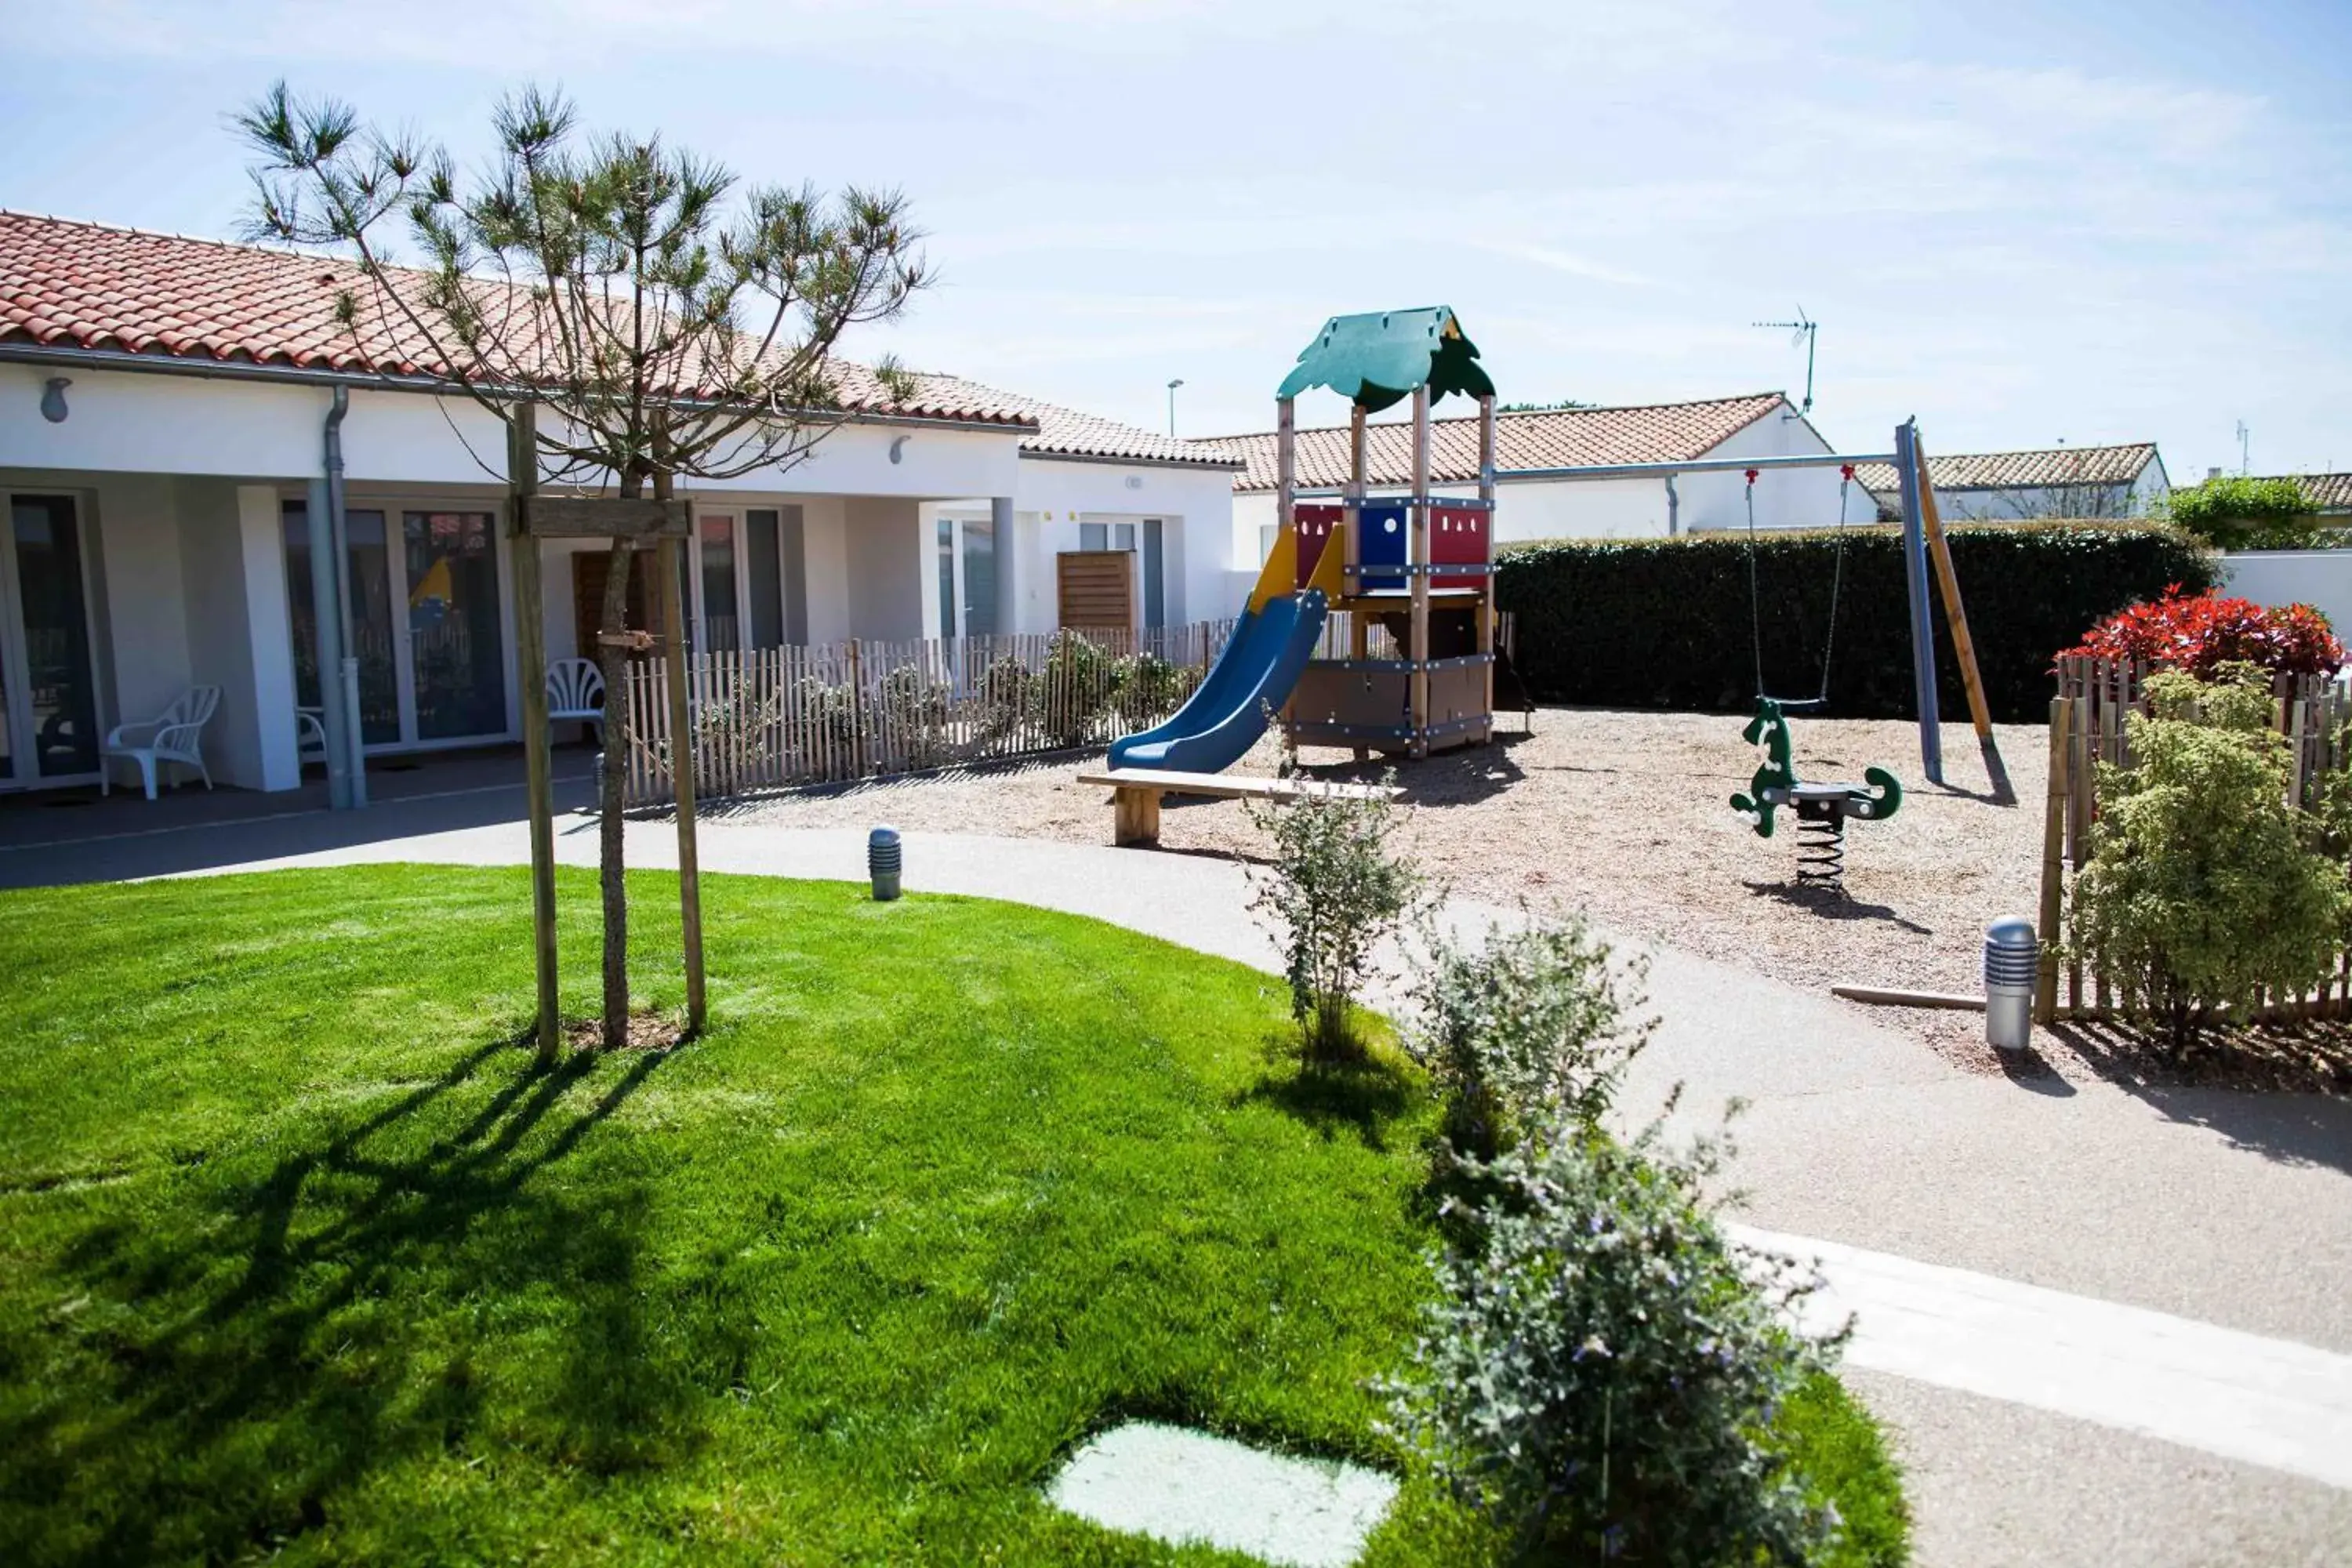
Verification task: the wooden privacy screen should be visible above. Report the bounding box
[1057,550,1135,633]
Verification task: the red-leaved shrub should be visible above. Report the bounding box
[2060,585,2344,677]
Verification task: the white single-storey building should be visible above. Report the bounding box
[1853,442,2169,522]
[1205,392,1869,554]
[0,212,1243,797]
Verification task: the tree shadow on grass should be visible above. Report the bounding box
[1234,1044,1417,1153]
[8,1033,690,1566]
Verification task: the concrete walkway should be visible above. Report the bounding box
[32,813,2352,1564]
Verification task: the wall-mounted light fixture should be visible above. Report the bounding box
[1124,475,1143,490]
[40,376,71,423]
[888,434,910,464]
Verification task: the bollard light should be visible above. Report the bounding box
[868,825,902,902]
[1984,916,2038,1052]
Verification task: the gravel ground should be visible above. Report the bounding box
[708,709,2350,1093]
[710,707,2051,1070]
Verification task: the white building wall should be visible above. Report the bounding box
[171,479,298,791]
[1007,457,1240,630]
[843,496,924,639]
[0,364,1025,504]
[1228,401,1856,552]
[2224,551,2352,633]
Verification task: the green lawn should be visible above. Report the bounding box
[0,866,1904,1565]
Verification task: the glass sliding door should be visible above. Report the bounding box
[1141,518,1164,630]
[960,516,996,637]
[403,511,506,741]
[0,495,98,785]
[698,516,740,652]
[4,495,100,780]
[281,503,399,746]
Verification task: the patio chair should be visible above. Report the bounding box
[101,685,221,800]
[546,658,606,744]
[296,706,328,768]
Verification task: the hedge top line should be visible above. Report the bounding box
[1498,518,2212,554]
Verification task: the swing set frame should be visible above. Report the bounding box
[1490,418,2010,800]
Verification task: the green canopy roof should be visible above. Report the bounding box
[1274,306,1494,413]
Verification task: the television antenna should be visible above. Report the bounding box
[2235,419,2250,475]
[1755,307,1817,414]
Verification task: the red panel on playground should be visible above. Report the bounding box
[1294,504,1341,589]
[1431,505,1489,584]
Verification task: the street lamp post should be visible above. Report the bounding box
[1167,378,1184,437]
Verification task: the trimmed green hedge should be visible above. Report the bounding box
[1495,523,2218,722]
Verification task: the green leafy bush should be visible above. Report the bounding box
[2068,667,2349,1047]
[2163,476,2326,550]
[1383,1105,1850,1566]
[1497,523,2216,720]
[1247,771,1424,1064]
[1406,916,1652,1162]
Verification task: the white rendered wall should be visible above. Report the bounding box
[844,496,924,640]
[1229,401,1857,550]
[171,479,299,790]
[1009,457,1241,630]
[93,474,193,726]
[2224,551,2352,635]
[0,364,1025,503]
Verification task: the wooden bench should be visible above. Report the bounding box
[1075,768,1401,848]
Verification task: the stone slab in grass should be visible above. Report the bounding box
[1047,1421,1398,1567]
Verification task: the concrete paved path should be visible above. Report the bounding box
[63,815,2352,1563]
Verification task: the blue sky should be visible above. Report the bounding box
[6,0,2348,477]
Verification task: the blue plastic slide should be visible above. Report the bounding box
[1108,589,1330,773]
[1108,518,1342,775]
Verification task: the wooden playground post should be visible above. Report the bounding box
[1476,391,1496,744]
[1347,401,1369,760]
[654,518,709,1033]
[1912,435,2013,802]
[1409,384,1432,759]
[506,402,561,1059]
[2035,694,2069,1025]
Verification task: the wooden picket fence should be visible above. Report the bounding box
[622,620,1234,805]
[2037,654,2352,1023]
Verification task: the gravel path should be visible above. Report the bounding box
[709,709,2045,1072]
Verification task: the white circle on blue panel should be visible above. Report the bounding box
[1385,518,1399,534]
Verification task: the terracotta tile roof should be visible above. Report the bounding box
[1207,393,1790,492]
[0,209,1036,430]
[1852,443,2159,499]
[891,372,1240,467]
[2253,473,2352,512]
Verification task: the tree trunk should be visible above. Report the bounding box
[597,535,634,1050]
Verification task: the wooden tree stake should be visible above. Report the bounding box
[655,535,707,1032]
[506,403,561,1058]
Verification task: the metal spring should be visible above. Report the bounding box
[1795,814,1846,890]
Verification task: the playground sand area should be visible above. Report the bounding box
[713,707,2060,1075]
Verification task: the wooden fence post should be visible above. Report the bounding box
[2036,694,2069,1025]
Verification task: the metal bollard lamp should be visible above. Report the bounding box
[1983,916,2038,1052]
[868,826,902,902]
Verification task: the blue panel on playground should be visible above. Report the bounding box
[1358,499,1409,583]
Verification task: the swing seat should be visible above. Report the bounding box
[1768,773,1903,823]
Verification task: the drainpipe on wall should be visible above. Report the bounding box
[1664,473,1681,537]
[305,469,351,810]
[325,386,368,807]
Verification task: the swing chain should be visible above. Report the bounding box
[1742,463,1857,708]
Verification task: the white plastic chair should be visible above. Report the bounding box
[546,658,606,743]
[296,706,328,768]
[102,685,221,800]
